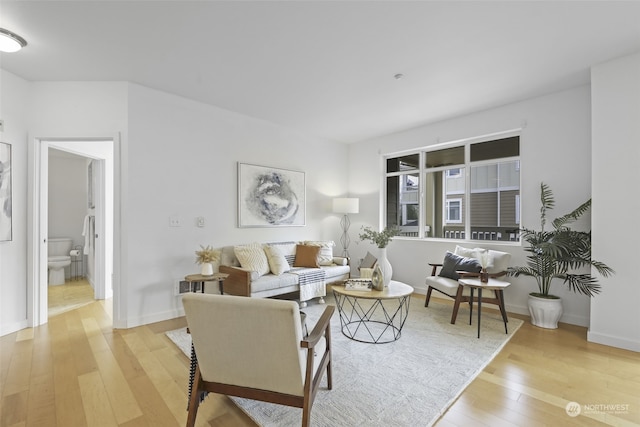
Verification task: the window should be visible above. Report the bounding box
[385,134,519,241]
[446,168,461,178]
[446,199,462,223]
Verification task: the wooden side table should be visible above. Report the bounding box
[458,277,510,338]
[184,272,229,294]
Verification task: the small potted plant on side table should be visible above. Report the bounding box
[195,245,217,276]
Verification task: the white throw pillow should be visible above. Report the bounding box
[454,245,511,273]
[264,245,291,276]
[487,250,511,274]
[234,243,270,277]
[303,240,335,266]
[454,245,487,260]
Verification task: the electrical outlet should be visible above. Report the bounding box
[169,216,181,227]
[196,216,205,227]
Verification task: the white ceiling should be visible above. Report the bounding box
[1,1,640,143]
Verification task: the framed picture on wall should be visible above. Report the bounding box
[238,162,306,227]
[0,142,12,241]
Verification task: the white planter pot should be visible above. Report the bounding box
[200,262,214,276]
[528,294,563,329]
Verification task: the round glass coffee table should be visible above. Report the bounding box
[333,280,413,344]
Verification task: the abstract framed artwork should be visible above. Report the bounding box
[238,162,306,227]
[0,142,12,241]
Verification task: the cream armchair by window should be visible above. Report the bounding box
[182,293,334,427]
[424,246,511,324]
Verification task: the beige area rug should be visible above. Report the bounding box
[166,293,523,427]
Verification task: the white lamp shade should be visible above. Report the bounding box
[333,197,359,214]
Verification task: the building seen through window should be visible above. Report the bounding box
[385,135,520,241]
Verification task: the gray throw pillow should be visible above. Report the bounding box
[438,251,481,280]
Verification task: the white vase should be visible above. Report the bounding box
[528,294,563,329]
[378,247,393,287]
[200,262,214,276]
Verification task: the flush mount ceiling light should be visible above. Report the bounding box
[0,28,27,53]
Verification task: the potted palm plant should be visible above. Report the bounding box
[508,183,614,328]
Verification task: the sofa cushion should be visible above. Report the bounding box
[264,245,291,276]
[303,241,335,266]
[294,244,320,268]
[234,243,270,277]
[333,257,348,266]
[320,264,351,281]
[220,245,240,267]
[426,275,475,297]
[438,251,481,280]
[250,272,299,293]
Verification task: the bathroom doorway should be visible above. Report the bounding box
[47,148,102,316]
[29,136,118,327]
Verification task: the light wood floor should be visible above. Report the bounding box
[1,295,638,427]
[48,279,95,318]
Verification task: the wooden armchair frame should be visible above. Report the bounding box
[425,263,508,324]
[183,294,335,427]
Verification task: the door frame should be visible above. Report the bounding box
[27,134,123,327]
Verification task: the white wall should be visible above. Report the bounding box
[589,51,640,351]
[48,151,87,258]
[0,70,31,335]
[348,85,595,326]
[1,76,349,335]
[124,83,349,327]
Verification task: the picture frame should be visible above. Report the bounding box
[0,142,12,242]
[238,162,306,227]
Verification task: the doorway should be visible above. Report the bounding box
[29,136,118,327]
[47,148,100,316]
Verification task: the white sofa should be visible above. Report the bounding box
[217,241,350,307]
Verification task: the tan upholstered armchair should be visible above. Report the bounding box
[181,293,334,427]
[424,246,511,324]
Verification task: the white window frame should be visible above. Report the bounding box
[383,130,520,241]
[445,198,462,223]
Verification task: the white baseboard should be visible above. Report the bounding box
[587,330,640,352]
[1,319,29,337]
[124,308,185,329]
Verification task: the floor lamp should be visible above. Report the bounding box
[333,197,359,258]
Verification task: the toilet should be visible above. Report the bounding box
[48,237,73,285]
